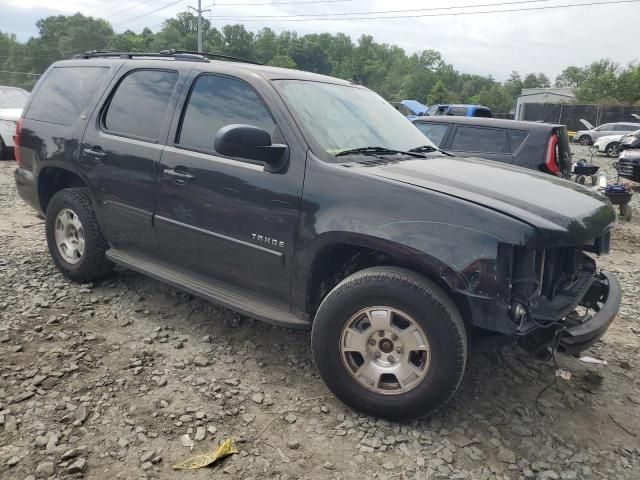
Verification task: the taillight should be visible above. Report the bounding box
[14,117,23,166]
[546,133,560,176]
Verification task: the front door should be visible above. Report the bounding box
[155,73,304,305]
[82,68,184,257]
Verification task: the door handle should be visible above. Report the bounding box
[163,167,194,182]
[83,146,106,159]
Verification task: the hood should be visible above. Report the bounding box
[579,119,595,130]
[0,108,22,121]
[355,156,615,245]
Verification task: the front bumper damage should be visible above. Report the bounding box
[559,271,622,353]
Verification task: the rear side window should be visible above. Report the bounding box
[507,130,528,151]
[450,126,508,153]
[26,66,108,126]
[414,122,449,147]
[473,108,492,118]
[178,74,275,152]
[104,69,178,141]
[449,107,468,116]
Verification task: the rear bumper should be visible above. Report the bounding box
[14,167,41,213]
[559,271,621,353]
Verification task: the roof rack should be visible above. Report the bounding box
[72,49,261,65]
[162,49,262,65]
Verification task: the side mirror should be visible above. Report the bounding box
[214,124,288,172]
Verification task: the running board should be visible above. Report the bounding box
[106,249,309,329]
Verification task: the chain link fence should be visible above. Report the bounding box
[520,104,640,131]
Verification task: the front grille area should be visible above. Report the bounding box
[617,158,639,180]
[512,246,594,302]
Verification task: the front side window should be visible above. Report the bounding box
[178,74,275,152]
[26,67,108,125]
[414,122,449,147]
[275,80,435,157]
[450,126,508,153]
[507,130,528,151]
[104,69,178,141]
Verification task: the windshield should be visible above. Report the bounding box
[275,80,436,157]
[0,87,29,109]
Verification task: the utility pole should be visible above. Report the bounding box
[188,1,211,53]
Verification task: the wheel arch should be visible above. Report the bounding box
[297,234,473,329]
[37,165,89,213]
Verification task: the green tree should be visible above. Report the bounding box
[554,66,585,88]
[429,80,451,104]
[576,59,619,103]
[268,54,297,69]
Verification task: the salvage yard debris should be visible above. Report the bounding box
[172,438,238,470]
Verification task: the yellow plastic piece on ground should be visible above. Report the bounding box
[171,438,239,470]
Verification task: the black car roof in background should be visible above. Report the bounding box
[53,57,356,86]
[412,116,563,130]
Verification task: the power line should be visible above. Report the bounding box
[113,0,185,26]
[0,70,41,76]
[211,0,561,18]
[211,0,355,5]
[209,0,640,21]
[104,0,157,20]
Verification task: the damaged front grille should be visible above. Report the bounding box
[510,246,597,333]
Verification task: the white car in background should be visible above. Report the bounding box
[594,129,640,157]
[0,86,29,160]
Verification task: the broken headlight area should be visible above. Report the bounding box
[499,243,621,354]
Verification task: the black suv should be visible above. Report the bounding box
[14,51,621,419]
[412,116,573,178]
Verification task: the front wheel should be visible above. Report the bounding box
[605,142,621,157]
[311,267,467,420]
[578,135,592,146]
[45,188,113,282]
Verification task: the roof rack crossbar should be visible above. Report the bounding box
[73,50,261,65]
[163,49,262,65]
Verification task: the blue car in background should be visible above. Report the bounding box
[395,99,428,120]
[426,104,492,118]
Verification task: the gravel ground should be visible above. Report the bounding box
[1,147,639,480]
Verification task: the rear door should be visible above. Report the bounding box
[155,72,305,305]
[81,67,186,257]
[444,124,512,163]
[413,122,450,147]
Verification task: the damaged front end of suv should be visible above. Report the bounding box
[500,240,621,354]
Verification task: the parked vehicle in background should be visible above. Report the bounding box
[425,104,492,118]
[395,99,428,120]
[616,131,640,182]
[573,120,640,146]
[412,116,572,178]
[593,133,625,157]
[15,51,621,419]
[0,86,29,160]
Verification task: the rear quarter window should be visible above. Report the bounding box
[450,125,508,153]
[25,66,108,126]
[449,107,468,116]
[507,130,528,151]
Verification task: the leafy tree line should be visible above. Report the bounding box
[2,12,640,112]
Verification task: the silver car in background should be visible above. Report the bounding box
[573,120,640,146]
[0,86,29,160]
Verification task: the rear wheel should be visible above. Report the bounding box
[576,175,586,185]
[0,137,9,160]
[311,267,467,419]
[45,188,113,282]
[621,204,632,222]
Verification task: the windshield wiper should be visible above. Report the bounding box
[334,146,426,158]
[408,145,454,157]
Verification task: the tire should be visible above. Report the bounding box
[45,188,113,282]
[605,142,621,157]
[311,267,467,420]
[576,175,586,185]
[578,135,592,146]
[0,137,9,160]
[591,175,598,186]
[621,204,632,222]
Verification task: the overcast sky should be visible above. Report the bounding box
[1,0,638,81]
